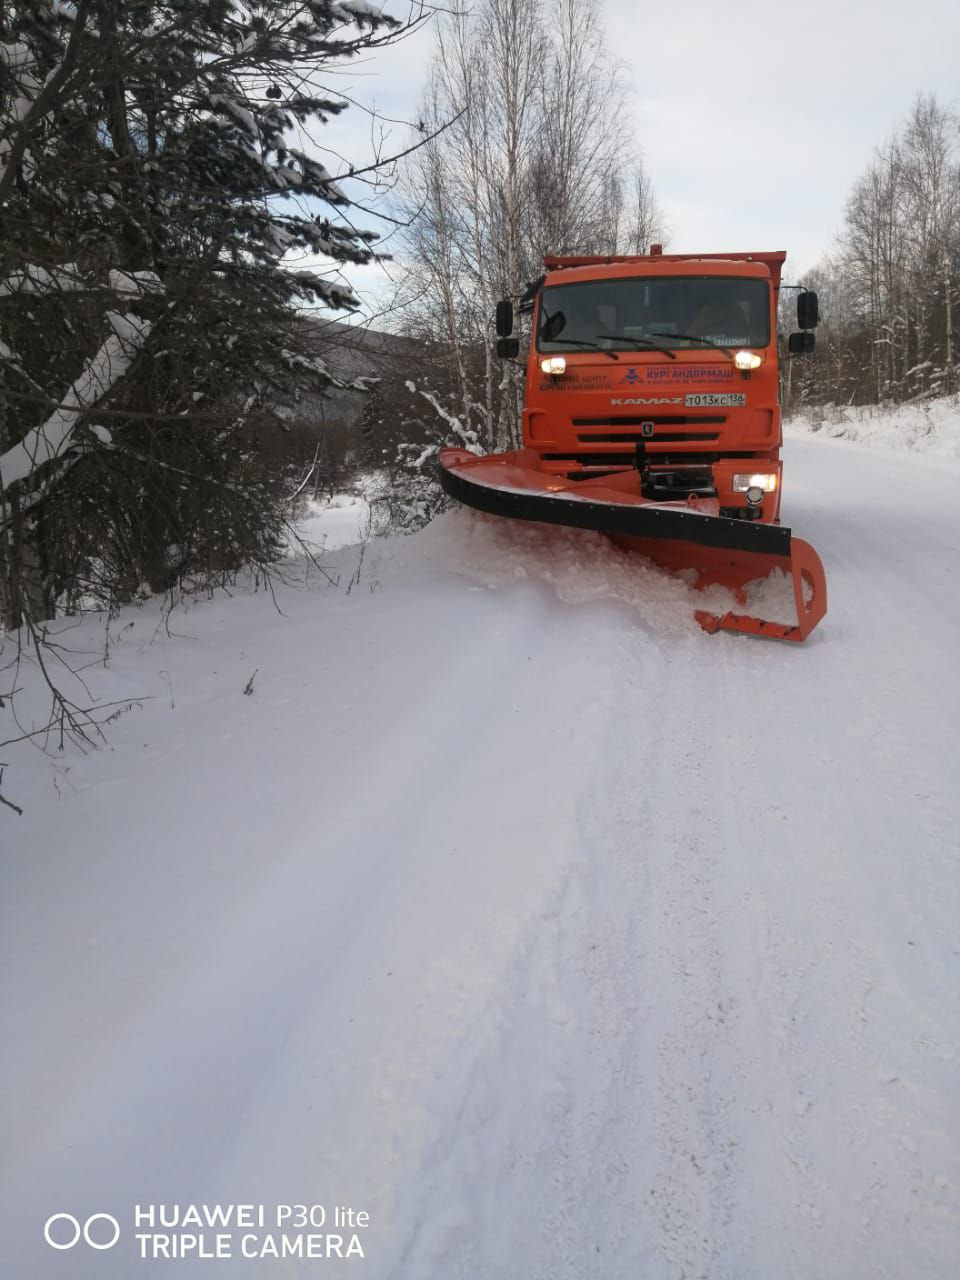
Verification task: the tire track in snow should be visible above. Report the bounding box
[2,585,614,1280]
[390,624,754,1280]
[698,525,960,1280]
[178,584,626,1277]
[379,603,637,1280]
[611,640,746,1280]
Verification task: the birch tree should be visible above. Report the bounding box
[797,95,959,409]
[399,0,664,451]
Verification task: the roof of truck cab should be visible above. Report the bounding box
[542,256,783,287]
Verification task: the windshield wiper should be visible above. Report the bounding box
[543,337,620,361]
[594,334,677,360]
[649,330,734,356]
[540,307,619,359]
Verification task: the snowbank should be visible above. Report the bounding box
[785,394,960,460]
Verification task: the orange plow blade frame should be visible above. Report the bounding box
[611,534,827,643]
[439,448,827,643]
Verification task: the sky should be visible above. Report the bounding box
[309,0,960,318]
[604,0,960,274]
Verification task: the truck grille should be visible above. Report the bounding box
[572,415,726,427]
[543,410,753,480]
[570,415,725,445]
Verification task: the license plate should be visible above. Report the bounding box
[685,393,746,407]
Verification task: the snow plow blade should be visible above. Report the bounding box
[438,447,827,643]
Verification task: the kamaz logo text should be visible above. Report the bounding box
[611,397,682,405]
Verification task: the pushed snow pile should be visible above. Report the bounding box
[786,394,960,459]
[372,507,802,629]
[287,490,801,629]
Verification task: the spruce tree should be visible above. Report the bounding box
[0,0,421,617]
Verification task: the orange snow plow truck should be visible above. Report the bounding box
[438,247,827,642]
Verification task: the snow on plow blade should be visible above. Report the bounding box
[438,448,827,643]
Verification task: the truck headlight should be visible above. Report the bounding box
[540,356,567,376]
[733,472,778,493]
[733,350,763,370]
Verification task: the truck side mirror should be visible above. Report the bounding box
[495,300,514,337]
[797,291,819,329]
[496,337,520,358]
[788,331,816,355]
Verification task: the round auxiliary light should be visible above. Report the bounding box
[540,356,567,376]
[733,350,763,371]
[746,486,765,505]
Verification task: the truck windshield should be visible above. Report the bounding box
[537,276,771,353]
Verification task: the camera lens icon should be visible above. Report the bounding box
[44,1213,120,1250]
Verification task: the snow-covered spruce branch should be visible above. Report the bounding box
[0,314,150,494]
[0,265,162,299]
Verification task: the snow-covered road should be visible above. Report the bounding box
[2,434,958,1278]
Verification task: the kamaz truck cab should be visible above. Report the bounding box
[515,247,817,526]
